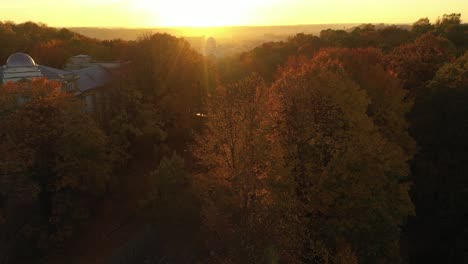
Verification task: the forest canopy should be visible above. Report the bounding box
[0,13,467,263]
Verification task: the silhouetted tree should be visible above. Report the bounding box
[412,18,434,36]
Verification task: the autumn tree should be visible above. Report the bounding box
[236,34,323,83]
[386,33,455,92]
[0,21,138,70]
[0,79,112,261]
[270,60,414,263]
[193,75,294,263]
[310,48,415,156]
[29,39,73,68]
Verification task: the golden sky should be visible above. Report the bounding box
[1,0,466,27]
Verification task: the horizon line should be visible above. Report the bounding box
[2,20,417,29]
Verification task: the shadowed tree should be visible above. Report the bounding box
[0,79,112,262]
[142,153,202,263]
[270,59,414,264]
[126,33,216,152]
[408,52,468,263]
[309,48,415,156]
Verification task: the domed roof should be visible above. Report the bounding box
[6,53,36,68]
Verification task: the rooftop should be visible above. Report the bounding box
[6,53,36,68]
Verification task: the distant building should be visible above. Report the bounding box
[0,52,128,112]
[205,37,217,57]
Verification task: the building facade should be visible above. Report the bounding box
[0,53,128,112]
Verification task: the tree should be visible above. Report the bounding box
[240,42,297,82]
[236,34,323,83]
[30,39,72,68]
[408,52,468,263]
[126,33,217,152]
[270,60,414,263]
[142,153,201,263]
[435,13,462,30]
[320,29,352,47]
[376,26,413,51]
[310,48,415,156]
[102,75,166,169]
[386,33,455,92]
[434,13,467,52]
[291,33,324,57]
[412,18,433,36]
[350,24,379,47]
[193,75,293,263]
[0,21,106,66]
[0,79,112,261]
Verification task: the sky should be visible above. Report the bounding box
[0,0,467,27]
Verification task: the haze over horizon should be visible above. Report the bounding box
[1,0,466,28]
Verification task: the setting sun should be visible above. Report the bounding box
[136,0,254,27]
[0,0,467,27]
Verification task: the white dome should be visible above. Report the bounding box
[6,53,36,68]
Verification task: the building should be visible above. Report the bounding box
[205,37,217,57]
[1,53,49,83]
[0,52,128,112]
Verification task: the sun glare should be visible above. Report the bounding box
[133,0,270,27]
[160,0,250,27]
